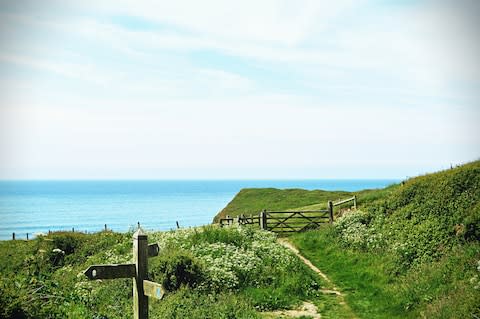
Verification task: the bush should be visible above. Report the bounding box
[51,232,85,255]
[334,210,384,251]
[149,250,204,291]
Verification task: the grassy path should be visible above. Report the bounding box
[277,238,358,318]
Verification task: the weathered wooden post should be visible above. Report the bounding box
[104,224,107,231]
[26,233,29,240]
[12,232,15,240]
[84,229,163,318]
[133,228,148,319]
[353,195,357,210]
[259,210,267,230]
[328,201,334,224]
[240,214,245,225]
[176,221,180,229]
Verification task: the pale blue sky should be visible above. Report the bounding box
[0,0,479,179]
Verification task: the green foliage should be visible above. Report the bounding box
[291,161,480,318]
[149,250,203,291]
[0,225,327,318]
[333,209,385,251]
[150,288,260,319]
[0,231,133,319]
[187,224,253,248]
[150,225,324,298]
[51,232,84,255]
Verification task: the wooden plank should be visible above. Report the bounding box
[333,197,355,207]
[271,231,298,234]
[267,215,328,223]
[143,280,165,300]
[84,264,136,280]
[268,222,328,228]
[267,210,329,214]
[266,216,329,221]
[148,243,159,258]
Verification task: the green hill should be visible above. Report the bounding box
[290,160,480,318]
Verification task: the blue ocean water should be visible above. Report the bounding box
[0,180,398,240]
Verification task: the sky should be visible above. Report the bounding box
[0,0,479,180]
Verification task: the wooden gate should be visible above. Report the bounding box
[261,210,331,233]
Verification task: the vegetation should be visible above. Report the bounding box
[291,161,480,318]
[1,161,478,318]
[0,226,335,318]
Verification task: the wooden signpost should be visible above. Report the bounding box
[84,228,164,319]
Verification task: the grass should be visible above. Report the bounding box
[291,228,404,318]
[292,229,480,318]
[290,161,480,318]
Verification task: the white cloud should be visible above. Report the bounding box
[0,0,478,179]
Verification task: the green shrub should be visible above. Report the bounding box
[51,232,85,255]
[149,250,204,291]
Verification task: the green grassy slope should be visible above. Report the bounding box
[290,160,480,318]
[213,188,352,222]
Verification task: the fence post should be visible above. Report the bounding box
[328,201,334,224]
[133,229,148,319]
[260,210,267,230]
[176,221,180,229]
[12,232,15,240]
[26,233,29,240]
[353,195,357,210]
[105,224,108,231]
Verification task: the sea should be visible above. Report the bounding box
[0,180,398,240]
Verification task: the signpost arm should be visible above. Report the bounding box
[133,228,149,319]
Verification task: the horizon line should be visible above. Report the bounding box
[0,177,403,182]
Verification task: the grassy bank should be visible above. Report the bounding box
[291,161,480,318]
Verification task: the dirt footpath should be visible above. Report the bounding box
[265,238,357,319]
